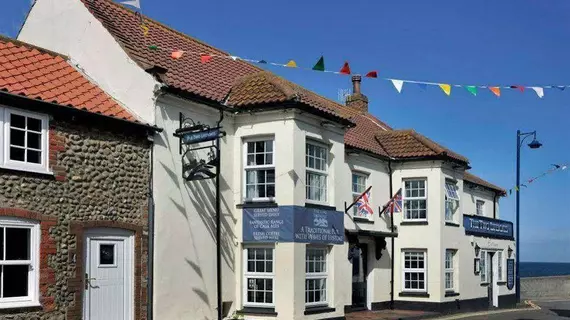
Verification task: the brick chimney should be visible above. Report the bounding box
[345,75,368,113]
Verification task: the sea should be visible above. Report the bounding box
[520,262,570,278]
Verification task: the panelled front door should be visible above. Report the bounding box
[83,229,134,320]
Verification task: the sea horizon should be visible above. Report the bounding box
[520,261,570,278]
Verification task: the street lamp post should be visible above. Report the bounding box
[515,130,542,303]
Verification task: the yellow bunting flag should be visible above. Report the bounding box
[439,84,451,96]
[489,87,501,97]
[285,60,297,68]
[140,24,149,36]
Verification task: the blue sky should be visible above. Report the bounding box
[2,0,569,262]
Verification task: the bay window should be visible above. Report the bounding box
[0,217,39,308]
[244,140,275,201]
[243,247,274,306]
[403,179,427,220]
[306,142,328,203]
[305,247,328,306]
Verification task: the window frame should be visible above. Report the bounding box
[445,249,456,291]
[242,138,276,202]
[242,245,275,308]
[305,141,329,204]
[444,181,460,222]
[497,251,504,282]
[480,250,488,283]
[476,200,485,216]
[305,246,329,307]
[2,107,50,175]
[402,178,428,221]
[351,172,371,219]
[402,250,427,293]
[0,217,40,309]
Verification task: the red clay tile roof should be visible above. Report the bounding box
[464,171,506,195]
[345,113,391,157]
[228,71,350,120]
[374,130,469,164]
[0,36,137,122]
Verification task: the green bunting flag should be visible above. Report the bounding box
[466,86,477,96]
[312,56,325,71]
[148,45,159,50]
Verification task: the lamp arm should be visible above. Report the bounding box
[518,131,536,148]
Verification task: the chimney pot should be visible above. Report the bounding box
[352,75,362,94]
[346,75,368,113]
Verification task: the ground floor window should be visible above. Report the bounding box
[445,249,456,291]
[0,217,39,308]
[305,247,328,306]
[402,250,426,292]
[497,251,503,281]
[480,250,488,283]
[244,246,274,306]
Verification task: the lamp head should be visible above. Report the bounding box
[528,139,542,149]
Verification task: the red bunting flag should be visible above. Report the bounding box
[510,85,525,92]
[365,71,378,78]
[339,62,351,75]
[200,54,212,64]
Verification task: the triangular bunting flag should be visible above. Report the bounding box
[556,86,566,91]
[339,62,351,75]
[312,56,325,71]
[121,0,141,9]
[365,71,378,78]
[563,165,568,170]
[171,50,184,59]
[140,24,149,36]
[148,45,159,50]
[510,85,525,92]
[200,54,212,64]
[390,79,404,93]
[531,87,544,98]
[257,59,267,64]
[417,83,428,91]
[285,60,297,68]
[514,186,519,191]
[230,56,239,61]
[439,84,451,96]
[466,86,477,96]
[509,189,512,195]
[489,87,501,97]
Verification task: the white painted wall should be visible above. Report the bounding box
[18,0,158,124]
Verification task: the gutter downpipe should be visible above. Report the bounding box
[216,109,224,320]
[388,159,395,310]
[493,193,498,219]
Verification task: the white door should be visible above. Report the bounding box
[83,229,134,320]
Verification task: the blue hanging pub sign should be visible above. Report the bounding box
[243,206,345,245]
[463,214,514,240]
[506,258,515,290]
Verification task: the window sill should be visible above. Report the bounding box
[237,306,277,316]
[480,282,489,287]
[445,222,460,227]
[497,281,507,285]
[305,203,336,211]
[0,164,53,177]
[353,217,374,224]
[304,306,335,315]
[399,292,430,298]
[0,301,41,311]
[400,220,428,226]
[236,202,278,209]
[445,291,460,297]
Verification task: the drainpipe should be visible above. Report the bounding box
[388,159,395,310]
[147,133,155,320]
[493,193,498,219]
[216,110,224,320]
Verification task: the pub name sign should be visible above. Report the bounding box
[463,215,514,239]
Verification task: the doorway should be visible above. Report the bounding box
[83,229,134,320]
[351,243,368,309]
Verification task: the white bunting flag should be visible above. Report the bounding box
[531,87,544,98]
[391,79,404,93]
[121,0,141,9]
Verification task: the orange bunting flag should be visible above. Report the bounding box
[489,87,501,97]
[171,50,184,59]
[365,71,378,78]
[339,62,351,75]
[200,54,212,64]
[439,84,451,96]
[285,60,297,68]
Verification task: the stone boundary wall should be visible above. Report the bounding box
[521,276,570,300]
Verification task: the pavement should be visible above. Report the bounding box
[431,299,570,320]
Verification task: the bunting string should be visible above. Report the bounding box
[141,44,570,98]
[506,163,568,196]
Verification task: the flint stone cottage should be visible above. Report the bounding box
[19,0,516,319]
[0,36,154,319]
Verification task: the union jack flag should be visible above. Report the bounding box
[356,190,374,217]
[382,188,403,215]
